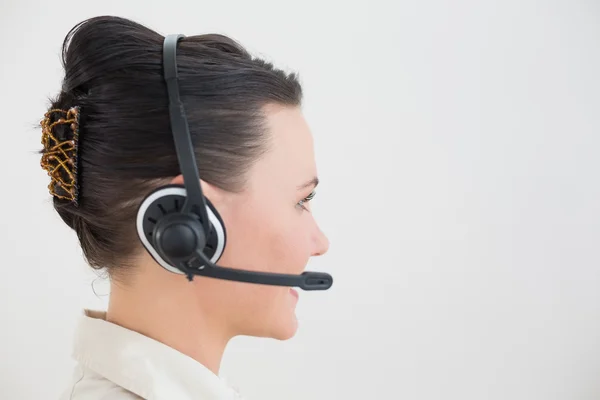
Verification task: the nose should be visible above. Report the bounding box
[312,226,330,257]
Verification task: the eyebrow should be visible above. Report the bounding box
[297,176,319,191]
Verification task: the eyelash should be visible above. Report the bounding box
[297,190,316,211]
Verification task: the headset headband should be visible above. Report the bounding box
[163,34,211,237]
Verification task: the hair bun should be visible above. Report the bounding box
[40,106,81,205]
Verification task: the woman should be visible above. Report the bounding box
[41,16,330,400]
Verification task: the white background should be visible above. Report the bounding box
[1,0,599,399]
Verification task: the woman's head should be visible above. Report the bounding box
[43,16,329,340]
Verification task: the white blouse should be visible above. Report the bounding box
[59,309,245,400]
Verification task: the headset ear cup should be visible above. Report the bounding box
[199,195,227,264]
[136,185,227,274]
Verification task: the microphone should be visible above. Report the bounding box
[178,250,333,291]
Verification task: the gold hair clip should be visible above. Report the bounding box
[40,107,81,205]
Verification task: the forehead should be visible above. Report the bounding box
[248,104,317,191]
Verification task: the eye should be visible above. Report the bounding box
[296,190,316,212]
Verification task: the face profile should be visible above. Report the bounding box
[164,103,331,341]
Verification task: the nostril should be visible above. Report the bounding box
[311,226,330,256]
[318,234,330,256]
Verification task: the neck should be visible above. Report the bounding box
[105,271,232,375]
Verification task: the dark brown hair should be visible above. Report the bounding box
[43,16,303,276]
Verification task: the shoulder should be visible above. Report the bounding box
[59,364,143,400]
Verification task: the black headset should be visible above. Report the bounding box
[135,34,333,291]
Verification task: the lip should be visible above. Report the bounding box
[289,288,299,299]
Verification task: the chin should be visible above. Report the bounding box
[257,312,298,341]
[271,317,299,341]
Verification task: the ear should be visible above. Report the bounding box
[169,174,227,207]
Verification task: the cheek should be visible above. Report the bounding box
[264,216,311,274]
[222,200,311,274]
[210,200,306,338]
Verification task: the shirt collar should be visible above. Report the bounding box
[73,309,243,400]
